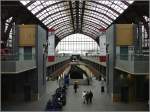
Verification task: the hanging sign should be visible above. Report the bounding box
[99,34,106,62]
[48,28,55,62]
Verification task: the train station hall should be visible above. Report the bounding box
[1,0,149,111]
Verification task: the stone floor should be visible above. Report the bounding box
[63,79,149,111]
[2,79,149,111]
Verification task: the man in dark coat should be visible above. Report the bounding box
[89,90,93,103]
[85,91,90,104]
[73,82,78,93]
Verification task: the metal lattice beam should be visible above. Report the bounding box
[69,1,75,33]
[89,1,120,15]
[75,1,79,32]
[34,1,67,15]
[81,1,85,32]
[41,8,70,21]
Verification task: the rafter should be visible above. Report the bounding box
[69,1,75,33]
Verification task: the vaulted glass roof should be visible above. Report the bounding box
[20,0,134,40]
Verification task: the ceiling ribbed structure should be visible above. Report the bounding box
[20,0,134,40]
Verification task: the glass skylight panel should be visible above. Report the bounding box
[53,20,71,28]
[114,1,119,4]
[43,17,53,24]
[123,5,128,9]
[43,20,51,25]
[97,5,104,10]
[84,23,99,29]
[102,18,111,24]
[20,0,134,39]
[37,9,47,17]
[117,9,124,13]
[83,27,97,34]
[20,1,30,5]
[107,9,118,17]
[54,19,65,25]
[55,24,70,30]
[85,16,107,26]
[114,5,123,12]
[31,5,42,13]
[40,14,47,20]
[83,18,99,25]
[32,8,40,14]
[34,1,41,7]
[95,7,105,13]
[116,2,125,8]
[127,1,134,4]
[100,22,107,28]
[28,5,34,10]
[58,25,69,31]
[58,30,71,36]
[105,1,112,6]
[96,16,110,24]
[86,27,98,34]
[58,7,64,12]
[91,12,111,22]
[38,16,43,20]
[59,33,71,38]
[83,30,96,37]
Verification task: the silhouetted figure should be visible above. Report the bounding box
[101,78,105,93]
[85,91,90,104]
[89,90,93,103]
[73,82,78,93]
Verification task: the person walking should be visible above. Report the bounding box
[89,90,93,103]
[101,77,105,93]
[85,91,90,104]
[82,91,86,104]
[73,82,78,93]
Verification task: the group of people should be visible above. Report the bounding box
[82,90,93,104]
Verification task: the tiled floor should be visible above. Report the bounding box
[2,79,149,111]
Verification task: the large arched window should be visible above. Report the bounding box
[56,34,100,55]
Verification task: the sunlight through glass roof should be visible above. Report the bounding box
[56,33,100,55]
[20,0,134,39]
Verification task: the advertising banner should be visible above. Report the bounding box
[116,24,134,45]
[19,25,36,46]
[99,34,106,62]
[48,29,55,62]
